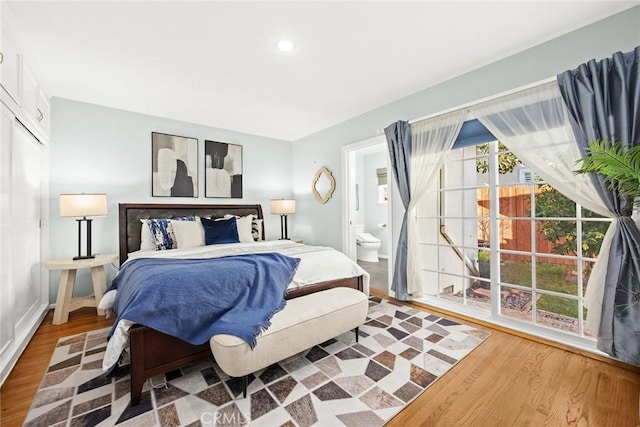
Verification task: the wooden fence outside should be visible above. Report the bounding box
[476,186,577,267]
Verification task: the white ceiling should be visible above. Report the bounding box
[6,1,638,141]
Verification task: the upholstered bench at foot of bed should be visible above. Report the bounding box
[209,287,369,398]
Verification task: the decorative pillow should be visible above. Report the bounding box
[139,220,157,251]
[172,219,205,248]
[223,214,255,243]
[143,216,195,250]
[251,216,264,241]
[201,216,240,245]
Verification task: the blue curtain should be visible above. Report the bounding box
[557,46,640,365]
[384,121,411,300]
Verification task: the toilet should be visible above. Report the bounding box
[356,224,381,262]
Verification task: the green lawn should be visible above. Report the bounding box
[499,261,582,319]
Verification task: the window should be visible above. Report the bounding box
[416,141,611,340]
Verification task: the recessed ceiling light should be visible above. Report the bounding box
[276,39,295,52]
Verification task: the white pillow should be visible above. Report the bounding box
[223,214,254,243]
[172,220,205,248]
[140,221,157,251]
[236,215,254,243]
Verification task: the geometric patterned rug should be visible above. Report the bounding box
[23,297,490,426]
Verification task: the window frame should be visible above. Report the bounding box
[415,139,613,345]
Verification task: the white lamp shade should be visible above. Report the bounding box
[59,193,108,218]
[271,199,296,215]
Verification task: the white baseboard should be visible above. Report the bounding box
[0,304,49,386]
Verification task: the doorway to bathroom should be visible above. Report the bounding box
[342,135,394,294]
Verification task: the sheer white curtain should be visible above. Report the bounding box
[469,81,614,332]
[407,110,465,297]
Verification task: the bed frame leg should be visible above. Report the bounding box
[354,327,359,343]
[130,334,144,406]
[242,375,248,398]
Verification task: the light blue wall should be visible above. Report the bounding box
[49,99,292,302]
[291,6,640,253]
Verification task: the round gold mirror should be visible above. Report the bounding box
[312,167,336,204]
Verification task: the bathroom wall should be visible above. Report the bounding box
[362,151,388,258]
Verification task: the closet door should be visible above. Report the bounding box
[10,119,43,333]
[0,103,14,357]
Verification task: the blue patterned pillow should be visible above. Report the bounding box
[145,216,195,250]
[201,216,240,245]
[251,215,263,241]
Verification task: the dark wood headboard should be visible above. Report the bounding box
[118,203,264,265]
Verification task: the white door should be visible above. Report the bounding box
[342,135,394,293]
[0,104,15,357]
[10,119,42,333]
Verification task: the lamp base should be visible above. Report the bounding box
[75,218,96,261]
[279,214,290,240]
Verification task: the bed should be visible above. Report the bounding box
[112,203,367,405]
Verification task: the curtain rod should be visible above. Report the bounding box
[377,75,557,134]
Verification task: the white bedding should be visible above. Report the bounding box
[100,241,369,371]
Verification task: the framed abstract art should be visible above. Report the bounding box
[204,140,243,198]
[151,132,198,197]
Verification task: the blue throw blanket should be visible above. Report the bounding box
[106,253,300,348]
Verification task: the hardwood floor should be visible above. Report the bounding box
[378,290,640,427]
[1,299,638,426]
[0,308,114,427]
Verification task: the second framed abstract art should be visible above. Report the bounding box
[205,140,243,198]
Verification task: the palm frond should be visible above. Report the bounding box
[626,145,640,172]
[576,140,640,202]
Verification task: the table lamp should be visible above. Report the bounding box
[59,193,107,260]
[271,199,296,240]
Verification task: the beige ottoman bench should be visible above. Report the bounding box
[209,287,369,397]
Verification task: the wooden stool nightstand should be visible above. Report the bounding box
[45,253,118,325]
